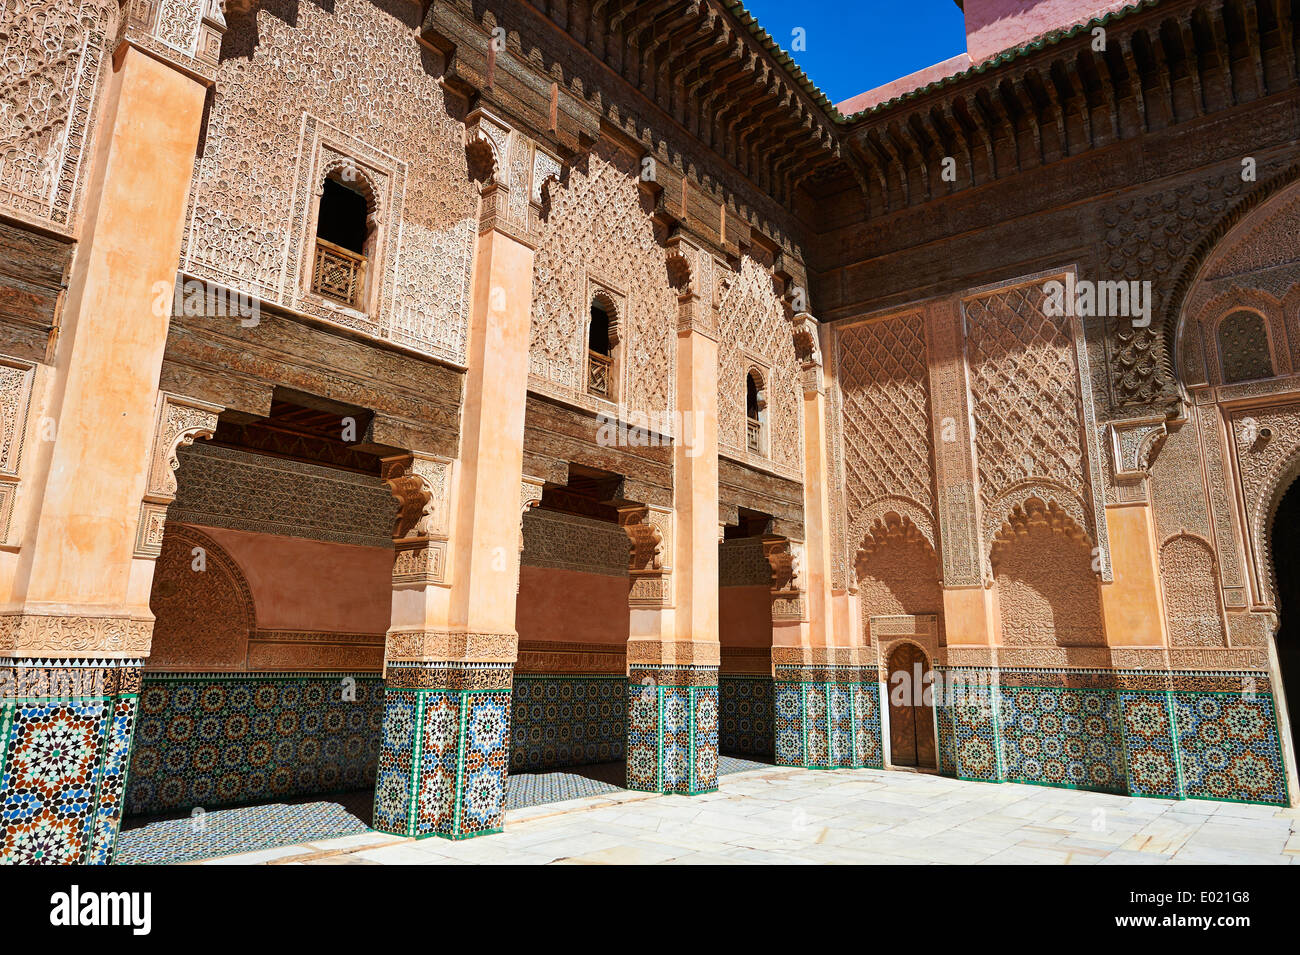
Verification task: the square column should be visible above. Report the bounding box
[373,662,512,839]
[0,660,141,864]
[374,111,543,839]
[0,31,213,864]
[622,239,721,794]
[626,664,719,794]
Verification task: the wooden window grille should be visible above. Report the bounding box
[312,237,367,308]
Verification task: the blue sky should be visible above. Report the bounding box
[741,0,968,105]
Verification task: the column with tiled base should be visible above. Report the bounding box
[626,664,719,795]
[374,662,513,840]
[774,654,883,770]
[0,659,141,864]
[0,15,217,865]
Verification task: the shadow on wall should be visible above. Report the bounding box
[994,522,1105,647]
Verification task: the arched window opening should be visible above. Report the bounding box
[311,173,372,309]
[587,299,613,398]
[745,370,763,453]
[1218,310,1274,383]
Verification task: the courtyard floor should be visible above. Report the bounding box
[185,763,1300,865]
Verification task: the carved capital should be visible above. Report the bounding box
[382,453,451,541]
[136,393,222,559]
[1108,416,1169,482]
[763,537,804,622]
[383,628,517,665]
[145,394,223,504]
[618,504,672,608]
[791,311,824,394]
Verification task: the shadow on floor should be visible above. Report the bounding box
[120,787,375,833]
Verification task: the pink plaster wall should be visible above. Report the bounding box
[964,0,1132,64]
[719,584,774,647]
[194,525,393,633]
[516,566,630,645]
[836,53,972,114]
[837,0,1132,113]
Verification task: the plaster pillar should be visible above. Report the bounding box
[1098,503,1168,648]
[624,239,719,796]
[373,112,542,839]
[0,35,213,864]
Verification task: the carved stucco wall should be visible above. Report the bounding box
[719,537,771,588]
[830,271,1114,648]
[520,508,629,577]
[1147,417,1230,646]
[1154,176,1300,654]
[718,253,802,480]
[1230,401,1300,608]
[0,0,120,230]
[857,538,944,652]
[834,311,936,566]
[529,141,675,424]
[1160,534,1228,648]
[179,0,477,363]
[149,523,254,671]
[1181,181,1300,388]
[965,278,1098,551]
[994,524,1105,647]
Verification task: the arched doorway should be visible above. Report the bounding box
[1272,477,1300,756]
[886,643,936,768]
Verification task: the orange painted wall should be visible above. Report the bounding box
[720,585,773,648]
[192,525,392,633]
[516,566,630,645]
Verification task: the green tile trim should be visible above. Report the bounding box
[405,692,425,837]
[452,691,468,837]
[102,695,140,866]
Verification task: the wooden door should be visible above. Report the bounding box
[887,643,936,768]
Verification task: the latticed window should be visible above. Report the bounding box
[746,371,763,453]
[587,300,613,398]
[1218,310,1274,383]
[311,176,370,309]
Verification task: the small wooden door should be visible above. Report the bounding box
[887,643,936,768]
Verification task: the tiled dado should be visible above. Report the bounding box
[774,666,884,770]
[719,675,774,757]
[126,672,383,816]
[511,675,625,771]
[0,659,141,865]
[373,662,512,840]
[934,667,1289,806]
[626,665,719,795]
